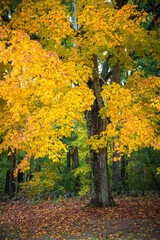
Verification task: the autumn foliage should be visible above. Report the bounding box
[90,73,160,156]
[0,0,160,193]
[0,27,94,173]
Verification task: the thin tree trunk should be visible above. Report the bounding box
[121,155,129,194]
[121,155,126,194]
[67,150,71,171]
[17,171,23,192]
[112,150,120,193]
[111,60,121,194]
[17,158,23,192]
[72,146,79,170]
[111,61,121,83]
[72,135,80,193]
[5,150,16,197]
[36,159,41,172]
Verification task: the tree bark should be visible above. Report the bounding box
[36,159,41,172]
[85,88,114,207]
[67,150,71,171]
[72,146,79,170]
[111,61,121,83]
[112,150,120,193]
[5,150,16,197]
[17,170,23,192]
[72,135,80,193]
[85,54,115,207]
[121,155,129,194]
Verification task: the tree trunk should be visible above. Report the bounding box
[111,60,121,194]
[17,170,23,192]
[112,150,120,193]
[85,90,114,207]
[121,155,129,194]
[72,146,79,169]
[67,150,71,171]
[36,158,41,172]
[85,52,123,206]
[85,54,115,207]
[5,150,16,197]
[111,61,121,83]
[72,136,80,193]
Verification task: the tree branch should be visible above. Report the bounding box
[147,12,160,31]
[104,70,113,82]
[84,64,108,85]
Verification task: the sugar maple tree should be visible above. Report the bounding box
[0,0,160,206]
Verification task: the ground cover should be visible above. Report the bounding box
[0,195,160,239]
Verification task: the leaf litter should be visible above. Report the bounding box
[0,196,160,239]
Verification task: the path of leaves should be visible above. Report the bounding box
[0,196,160,239]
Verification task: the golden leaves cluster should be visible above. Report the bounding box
[9,0,74,55]
[76,1,159,70]
[0,27,95,175]
[89,73,160,156]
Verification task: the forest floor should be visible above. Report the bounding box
[0,195,160,240]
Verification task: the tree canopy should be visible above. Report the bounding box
[0,0,160,205]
